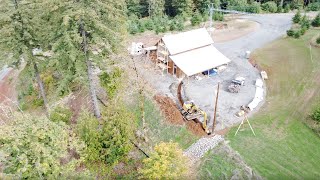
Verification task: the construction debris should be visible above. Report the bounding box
[260,71,268,80]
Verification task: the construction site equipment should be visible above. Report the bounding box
[228,76,245,93]
[234,114,256,136]
[177,81,211,135]
[181,101,211,135]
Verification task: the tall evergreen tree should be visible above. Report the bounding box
[0,0,50,116]
[46,0,127,118]
[171,0,194,16]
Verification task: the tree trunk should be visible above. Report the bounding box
[80,20,101,119]
[280,0,284,7]
[33,61,49,117]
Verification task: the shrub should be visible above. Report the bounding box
[284,4,290,13]
[212,12,224,21]
[300,26,307,35]
[191,10,202,26]
[227,0,248,12]
[99,67,122,99]
[143,18,154,31]
[139,142,191,179]
[277,5,283,13]
[317,37,320,44]
[170,16,185,31]
[77,105,136,173]
[300,15,310,29]
[292,11,301,23]
[261,1,277,13]
[290,1,303,10]
[287,29,295,36]
[311,107,320,122]
[0,114,89,179]
[294,31,301,38]
[246,2,262,13]
[307,2,320,11]
[311,13,320,27]
[50,106,72,124]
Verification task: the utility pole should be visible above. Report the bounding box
[208,3,214,36]
[212,82,220,133]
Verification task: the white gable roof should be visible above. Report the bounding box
[162,28,213,55]
[170,45,231,76]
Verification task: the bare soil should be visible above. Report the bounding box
[154,94,207,136]
[67,90,93,124]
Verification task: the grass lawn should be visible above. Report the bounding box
[226,29,320,179]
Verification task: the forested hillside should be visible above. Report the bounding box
[0,0,319,179]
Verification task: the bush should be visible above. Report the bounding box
[77,105,136,173]
[99,67,122,99]
[212,12,224,21]
[0,114,89,179]
[317,37,320,44]
[246,2,262,13]
[227,0,248,12]
[284,4,290,13]
[300,26,307,35]
[261,1,277,13]
[139,142,191,179]
[287,29,295,36]
[307,2,320,11]
[143,18,154,31]
[292,11,301,23]
[300,15,310,29]
[191,10,202,26]
[290,1,303,10]
[311,13,320,27]
[311,107,320,122]
[50,106,72,124]
[294,31,301,38]
[277,5,283,13]
[170,16,185,31]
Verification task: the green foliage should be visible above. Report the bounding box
[311,106,320,122]
[261,1,278,13]
[0,113,89,179]
[284,4,291,13]
[294,30,301,38]
[191,10,202,26]
[300,15,311,29]
[307,2,320,11]
[139,142,191,179]
[50,106,72,124]
[213,12,224,21]
[149,0,165,17]
[311,13,320,27]
[317,37,320,44]
[153,15,170,34]
[143,18,155,30]
[195,0,221,13]
[287,29,295,37]
[290,0,304,10]
[172,0,194,16]
[77,104,137,174]
[99,68,122,99]
[246,2,262,13]
[170,16,185,31]
[227,0,248,12]
[277,5,283,13]
[293,11,302,23]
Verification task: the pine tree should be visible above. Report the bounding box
[46,0,127,118]
[172,0,194,16]
[148,0,165,17]
[0,0,50,116]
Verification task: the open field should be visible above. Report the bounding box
[226,29,320,179]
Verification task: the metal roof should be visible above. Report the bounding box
[170,45,231,76]
[162,28,213,55]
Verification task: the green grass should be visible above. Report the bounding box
[132,97,198,150]
[226,29,320,179]
[198,145,245,179]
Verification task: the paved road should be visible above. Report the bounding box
[0,67,12,81]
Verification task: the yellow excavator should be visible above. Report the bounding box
[181,101,211,135]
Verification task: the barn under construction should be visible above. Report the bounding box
[156,28,231,78]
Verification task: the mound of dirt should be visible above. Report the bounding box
[154,94,207,136]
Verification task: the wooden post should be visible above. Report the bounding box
[212,82,220,133]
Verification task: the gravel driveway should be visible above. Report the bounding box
[184,14,293,130]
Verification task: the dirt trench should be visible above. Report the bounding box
[153,81,207,136]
